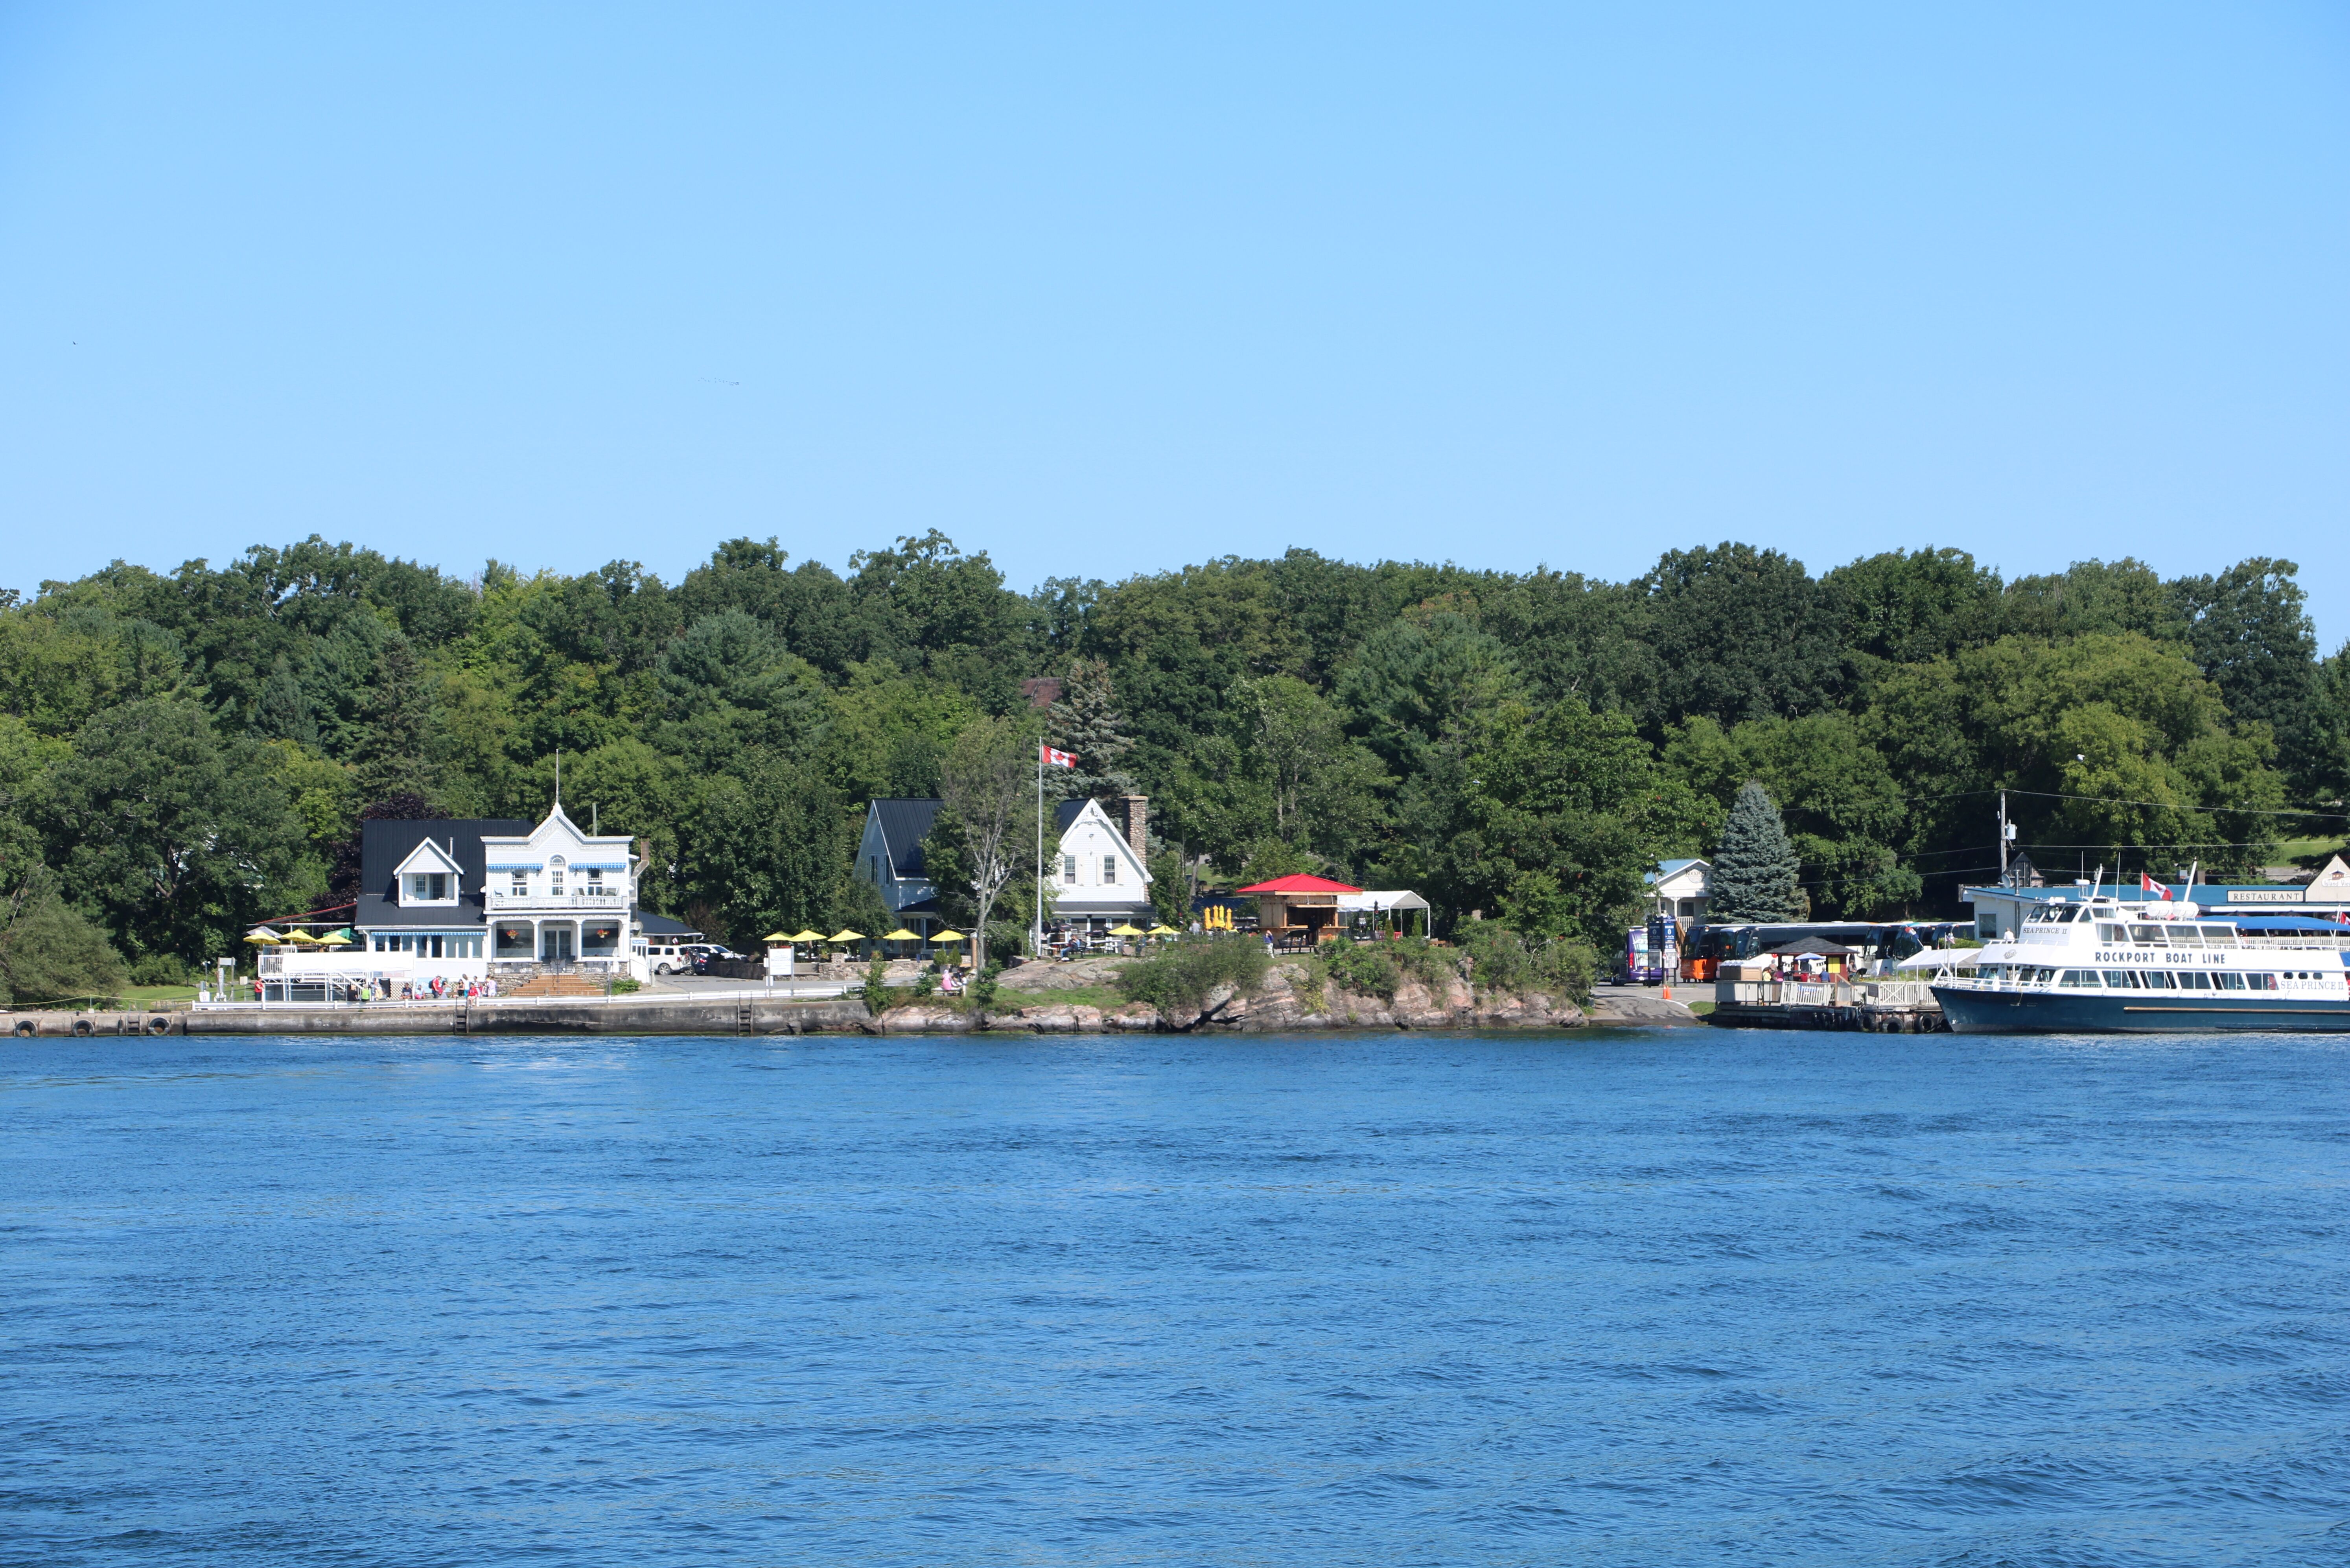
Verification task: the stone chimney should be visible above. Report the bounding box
[1113,795,1148,859]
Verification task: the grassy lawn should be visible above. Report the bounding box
[2276,837,2346,867]
[122,985,199,1006]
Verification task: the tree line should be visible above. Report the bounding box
[0,532,2341,997]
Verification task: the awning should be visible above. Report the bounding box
[1895,948,1983,969]
[1335,890,1430,913]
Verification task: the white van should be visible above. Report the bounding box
[641,942,692,975]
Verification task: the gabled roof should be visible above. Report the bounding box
[392,837,464,878]
[1236,873,1363,895]
[1055,798,1086,834]
[868,798,945,879]
[360,819,531,902]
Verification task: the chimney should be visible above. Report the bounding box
[1114,795,1148,859]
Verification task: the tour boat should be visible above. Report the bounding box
[1927,896,2350,1033]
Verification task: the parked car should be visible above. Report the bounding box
[643,942,693,975]
[685,944,741,975]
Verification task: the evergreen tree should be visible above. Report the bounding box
[1710,781,1801,922]
[352,635,435,804]
[1047,658,1136,802]
[253,655,319,748]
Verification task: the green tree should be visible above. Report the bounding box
[0,895,126,1006]
[43,698,321,961]
[1641,544,1844,726]
[1048,658,1137,802]
[1711,782,1803,922]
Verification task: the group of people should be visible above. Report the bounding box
[231,975,503,1004]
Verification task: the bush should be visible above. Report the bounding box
[861,956,890,1015]
[1116,934,1269,1015]
[913,968,938,997]
[1324,938,1402,999]
[0,899,127,1007]
[609,976,641,994]
[128,953,190,987]
[972,963,1001,1007]
[1451,923,1598,1004]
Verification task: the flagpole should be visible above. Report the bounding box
[1033,744,1044,958]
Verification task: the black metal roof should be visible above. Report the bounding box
[637,910,701,938]
[869,798,945,878]
[360,818,532,903]
[1055,798,1086,834]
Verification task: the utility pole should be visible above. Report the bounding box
[1998,790,2009,882]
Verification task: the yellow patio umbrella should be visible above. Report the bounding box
[1108,923,1146,937]
[930,929,965,943]
[1147,924,1180,938]
[882,927,922,942]
[317,930,353,947]
[243,929,281,945]
[282,929,320,945]
[827,929,865,944]
[761,931,796,943]
[788,929,825,943]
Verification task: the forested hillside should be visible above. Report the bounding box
[1,533,2343,983]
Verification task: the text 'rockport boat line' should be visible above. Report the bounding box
[1927,895,2350,1033]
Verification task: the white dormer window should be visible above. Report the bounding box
[1102,856,1118,884]
[405,873,449,902]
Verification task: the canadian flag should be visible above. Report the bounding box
[1041,745,1077,768]
[2140,873,2172,900]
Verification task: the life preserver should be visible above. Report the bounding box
[147,1016,171,1035]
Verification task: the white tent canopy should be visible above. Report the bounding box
[1895,947,1983,970]
[1335,890,1431,914]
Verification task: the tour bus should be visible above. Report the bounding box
[1682,920,1970,982]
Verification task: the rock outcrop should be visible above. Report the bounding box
[992,956,1137,994]
[1147,962,1586,1032]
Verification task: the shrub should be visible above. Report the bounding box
[1324,938,1402,999]
[1451,923,1598,1004]
[0,899,127,1008]
[1116,934,1269,1015]
[609,976,641,994]
[972,963,1001,1007]
[128,953,190,987]
[913,968,938,997]
[861,956,890,1015]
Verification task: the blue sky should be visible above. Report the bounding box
[4,4,2346,642]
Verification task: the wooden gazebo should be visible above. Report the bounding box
[1234,873,1363,949]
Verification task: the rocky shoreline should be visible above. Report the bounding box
[867,959,1694,1034]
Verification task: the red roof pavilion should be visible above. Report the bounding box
[1233,873,1363,895]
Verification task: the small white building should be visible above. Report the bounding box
[1048,796,1155,931]
[1646,858,1711,923]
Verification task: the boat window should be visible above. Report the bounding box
[2214,971,2246,990]
[2128,925,2166,946]
[2103,970,2142,988]
[2140,970,2174,989]
[2249,973,2279,991]
[2097,923,2124,943]
[2060,970,2100,987]
[2178,971,2213,990]
[2197,926,2236,945]
[2168,927,2203,947]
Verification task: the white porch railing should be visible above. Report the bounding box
[485,890,630,912]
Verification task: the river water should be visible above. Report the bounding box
[4,1029,2346,1566]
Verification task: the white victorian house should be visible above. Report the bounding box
[349,802,649,979]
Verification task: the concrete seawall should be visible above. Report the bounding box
[0,997,875,1037]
